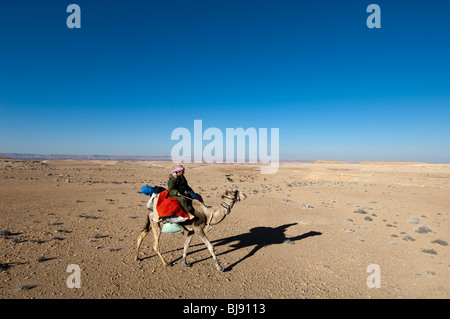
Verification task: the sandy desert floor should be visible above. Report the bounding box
[0,159,449,299]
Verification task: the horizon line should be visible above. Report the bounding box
[1,152,448,165]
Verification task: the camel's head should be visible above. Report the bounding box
[222,188,247,202]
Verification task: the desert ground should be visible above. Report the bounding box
[0,158,449,299]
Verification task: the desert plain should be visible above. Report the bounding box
[0,158,449,299]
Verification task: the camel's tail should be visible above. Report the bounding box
[135,214,152,261]
[142,214,151,232]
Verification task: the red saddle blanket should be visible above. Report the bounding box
[156,190,190,219]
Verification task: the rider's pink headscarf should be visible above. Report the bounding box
[172,165,185,174]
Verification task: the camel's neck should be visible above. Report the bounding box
[207,199,235,226]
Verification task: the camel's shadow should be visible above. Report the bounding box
[172,223,322,271]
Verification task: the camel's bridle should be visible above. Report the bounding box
[208,194,238,226]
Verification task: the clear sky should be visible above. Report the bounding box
[1,0,449,162]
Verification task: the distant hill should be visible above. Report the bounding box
[314,160,432,165]
[314,160,354,164]
[0,153,171,161]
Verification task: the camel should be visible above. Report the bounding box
[135,188,246,272]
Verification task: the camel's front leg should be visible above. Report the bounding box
[182,230,195,268]
[198,230,224,272]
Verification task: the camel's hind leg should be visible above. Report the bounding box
[181,230,195,268]
[135,215,151,261]
[151,221,170,267]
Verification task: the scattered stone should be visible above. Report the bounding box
[56,229,71,234]
[15,284,37,291]
[30,238,44,244]
[48,221,63,226]
[408,217,420,224]
[299,203,313,209]
[431,239,448,246]
[225,174,234,182]
[421,248,437,255]
[0,263,11,271]
[354,209,367,214]
[90,233,106,239]
[37,256,54,263]
[0,230,12,238]
[414,225,432,234]
[78,213,99,220]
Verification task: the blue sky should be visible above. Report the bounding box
[1,0,449,162]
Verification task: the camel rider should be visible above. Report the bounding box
[168,165,196,220]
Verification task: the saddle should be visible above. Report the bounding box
[145,190,190,225]
[155,190,190,220]
[142,185,202,224]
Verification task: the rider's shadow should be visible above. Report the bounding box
[187,223,322,271]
